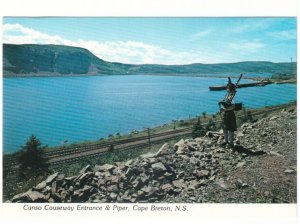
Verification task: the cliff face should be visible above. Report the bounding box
[8,104,296,203]
[3,44,297,77]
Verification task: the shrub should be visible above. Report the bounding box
[18,135,49,178]
[192,117,206,138]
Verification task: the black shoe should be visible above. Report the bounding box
[220,142,228,147]
[228,143,234,148]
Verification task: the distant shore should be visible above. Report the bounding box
[4,72,273,80]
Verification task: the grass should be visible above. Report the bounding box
[3,172,49,202]
[50,138,180,177]
[43,113,212,153]
[3,101,296,202]
[2,137,181,201]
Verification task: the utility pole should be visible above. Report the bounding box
[291,57,293,75]
[147,128,151,146]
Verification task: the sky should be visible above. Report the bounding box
[3,17,297,65]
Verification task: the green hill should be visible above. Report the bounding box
[3,44,297,77]
[3,44,132,76]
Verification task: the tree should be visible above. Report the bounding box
[192,117,206,138]
[205,118,216,131]
[18,135,49,177]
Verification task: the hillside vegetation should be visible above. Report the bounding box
[3,44,297,77]
[3,44,132,76]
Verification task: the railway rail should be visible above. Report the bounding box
[46,127,192,158]
[3,102,295,173]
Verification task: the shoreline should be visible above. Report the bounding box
[3,73,297,85]
[4,73,273,80]
[3,101,296,155]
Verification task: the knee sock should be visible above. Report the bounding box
[223,129,229,143]
[229,131,234,144]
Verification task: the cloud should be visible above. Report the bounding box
[228,41,265,53]
[3,23,66,45]
[5,23,288,65]
[3,23,221,65]
[268,30,296,40]
[190,29,213,41]
[75,39,203,64]
[231,19,274,33]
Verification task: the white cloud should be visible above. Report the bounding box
[4,23,224,65]
[3,23,66,45]
[231,19,274,33]
[76,39,197,64]
[268,30,296,40]
[5,23,281,65]
[190,29,213,41]
[228,41,265,53]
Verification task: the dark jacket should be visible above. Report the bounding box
[222,109,237,131]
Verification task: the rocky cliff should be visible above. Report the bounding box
[8,105,296,203]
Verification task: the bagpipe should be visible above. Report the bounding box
[218,74,243,111]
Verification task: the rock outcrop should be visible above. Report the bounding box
[8,106,297,203]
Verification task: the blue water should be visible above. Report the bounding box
[3,75,296,153]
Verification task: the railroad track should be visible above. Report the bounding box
[46,127,192,159]
[3,127,192,173]
[49,127,192,163]
[49,130,191,166]
[3,102,295,173]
